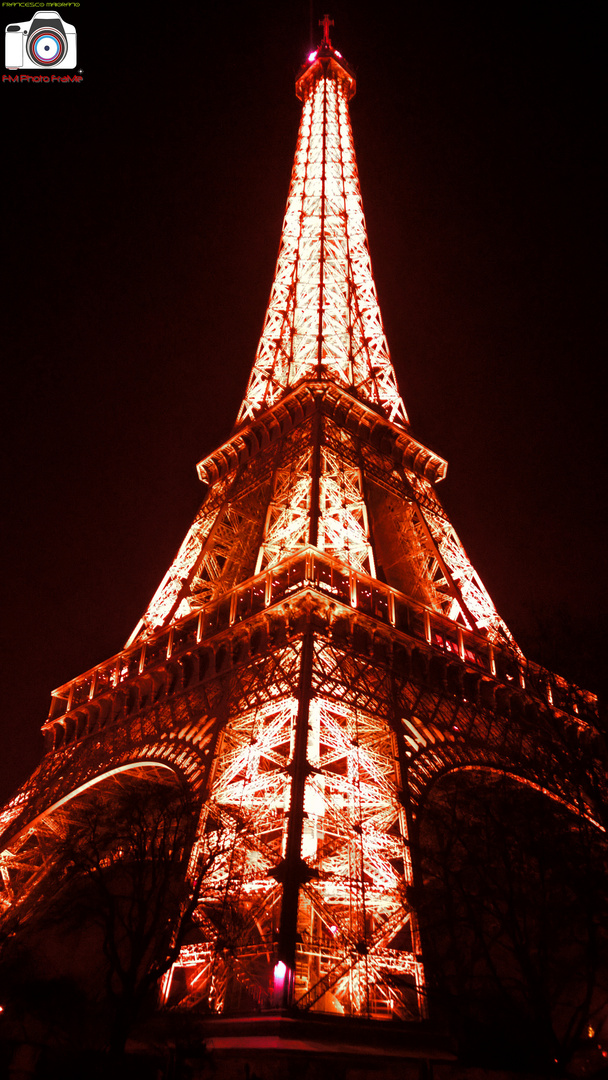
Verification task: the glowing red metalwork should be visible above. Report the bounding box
[166,695,424,1019]
[236,53,408,429]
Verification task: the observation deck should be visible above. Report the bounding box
[45,546,598,755]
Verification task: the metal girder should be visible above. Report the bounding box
[130,391,516,661]
[167,685,423,1020]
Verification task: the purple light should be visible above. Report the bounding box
[273,960,288,1004]
[308,51,317,62]
[335,50,342,58]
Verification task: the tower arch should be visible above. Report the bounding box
[0,759,199,928]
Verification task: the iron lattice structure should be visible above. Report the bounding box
[0,30,602,1037]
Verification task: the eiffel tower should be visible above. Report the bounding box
[0,17,601,1070]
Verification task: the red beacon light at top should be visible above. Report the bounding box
[297,18,356,101]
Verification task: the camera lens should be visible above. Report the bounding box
[27,28,67,65]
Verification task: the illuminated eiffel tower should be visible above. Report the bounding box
[0,17,600,1068]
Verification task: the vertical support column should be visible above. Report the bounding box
[316,74,327,377]
[390,677,429,1020]
[308,406,322,549]
[277,627,316,1002]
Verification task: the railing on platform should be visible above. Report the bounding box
[47,547,597,726]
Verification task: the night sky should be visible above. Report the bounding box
[1,1,605,804]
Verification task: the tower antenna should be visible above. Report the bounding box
[320,12,334,46]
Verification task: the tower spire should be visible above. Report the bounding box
[236,32,409,428]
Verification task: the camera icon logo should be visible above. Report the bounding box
[5,11,77,70]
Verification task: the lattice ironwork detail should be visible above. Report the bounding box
[163,685,423,1020]
[237,55,408,428]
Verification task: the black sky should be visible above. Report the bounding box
[1,0,606,804]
